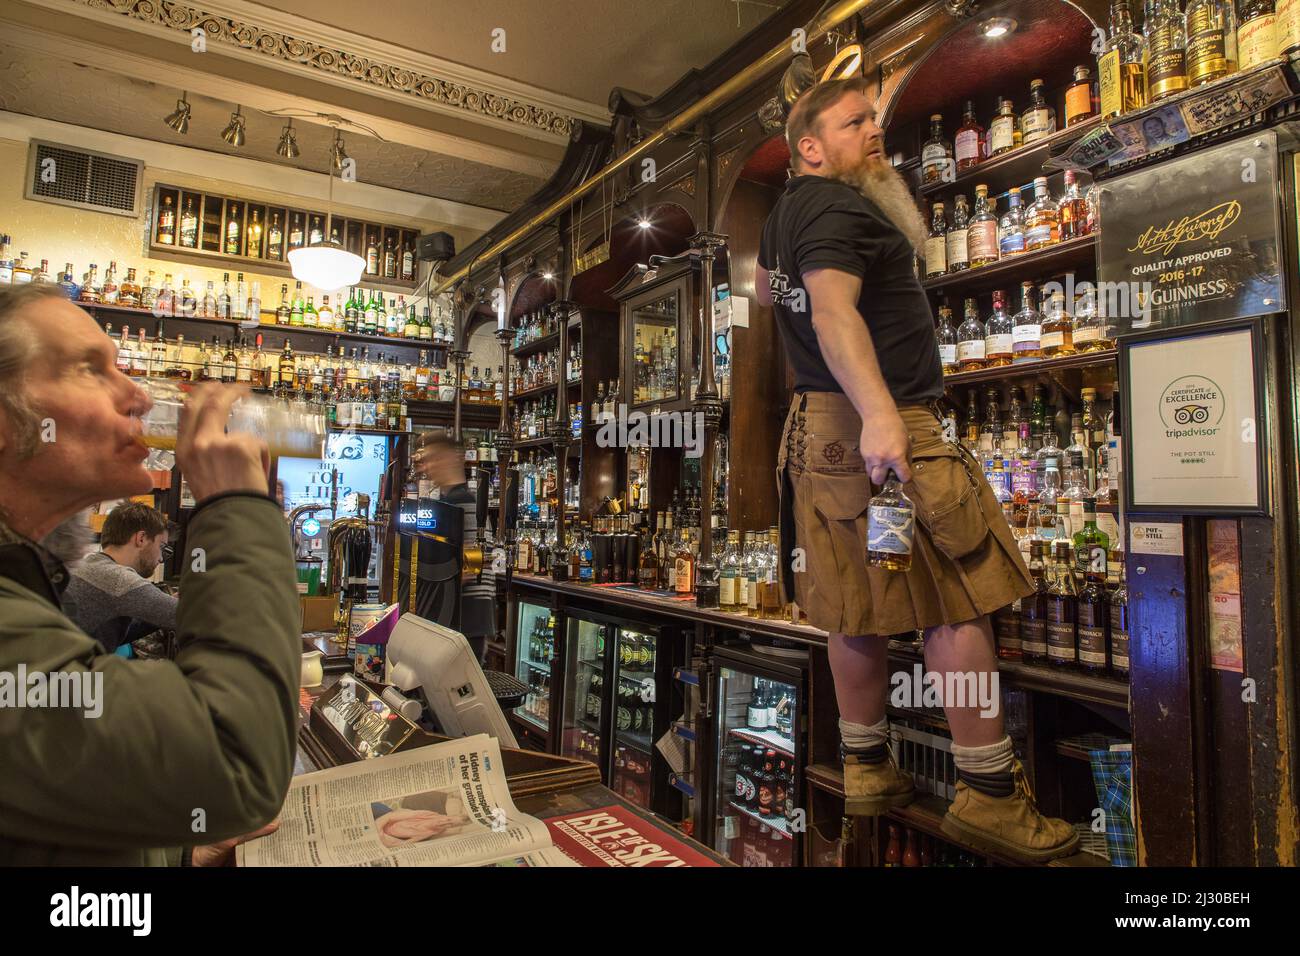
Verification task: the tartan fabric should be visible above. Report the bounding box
[1089,749,1137,867]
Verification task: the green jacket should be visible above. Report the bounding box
[0,493,301,865]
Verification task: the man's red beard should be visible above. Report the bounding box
[825,150,927,252]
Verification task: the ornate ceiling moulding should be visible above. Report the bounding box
[715,146,740,186]
[664,171,697,198]
[74,0,574,138]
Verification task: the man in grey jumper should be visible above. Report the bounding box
[66,502,178,653]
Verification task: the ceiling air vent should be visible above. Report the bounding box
[24,140,143,218]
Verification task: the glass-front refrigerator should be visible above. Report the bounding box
[560,613,614,775]
[611,625,659,808]
[711,647,805,867]
[512,599,555,738]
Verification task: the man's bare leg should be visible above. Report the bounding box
[827,633,889,726]
[922,615,1003,746]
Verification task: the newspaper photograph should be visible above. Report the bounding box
[238,734,564,867]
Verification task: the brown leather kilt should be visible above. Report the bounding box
[776,391,1034,636]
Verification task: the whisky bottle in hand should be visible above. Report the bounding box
[868,470,915,572]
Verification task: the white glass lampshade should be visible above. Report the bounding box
[288,240,365,293]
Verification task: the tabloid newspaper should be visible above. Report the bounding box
[237,734,576,867]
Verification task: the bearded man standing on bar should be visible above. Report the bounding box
[755,77,1077,861]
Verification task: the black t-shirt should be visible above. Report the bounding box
[757,175,943,404]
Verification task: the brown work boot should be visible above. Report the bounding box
[941,760,1080,863]
[842,745,915,816]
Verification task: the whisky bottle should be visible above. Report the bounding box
[233,273,247,320]
[140,271,158,312]
[984,290,1014,367]
[936,306,959,374]
[1185,0,1238,86]
[1011,281,1042,361]
[119,268,140,308]
[1076,545,1110,675]
[946,194,970,273]
[59,262,80,300]
[1145,0,1190,100]
[220,337,237,383]
[1065,65,1097,126]
[1023,176,1060,250]
[1020,79,1058,143]
[318,294,334,331]
[994,600,1023,661]
[997,187,1026,257]
[304,295,319,328]
[308,216,324,245]
[133,329,150,377]
[246,208,263,258]
[746,530,762,617]
[278,340,296,390]
[1045,540,1079,667]
[79,264,102,304]
[1109,550,1130,679]
[867,470,915,571]
[1059,170,1089,241]
[115,326,132,374]
[968,184,999,267]
[1279,0,1300,55]
[157,195,176,245]
[1237,1,1274,73]
[1040,291,1075,357]
[216,273,232,321]
[925,202,948,278]
[100,261,118,304]
[290,282,305,326]
[761,528,784,620]
[957,297,987,371]
[288,216,304,251]
[674,529,696,595]
[1019,540,1050,664]
[954,100,984,171]
[225,204,241,256]
[401,241,415,282]
[1101,0,1149,116]
[365,233,379,275]
[920,114,954,184]
[267,212,284,259]
[718,529,741,610]
[988,98,1018,156]
[383,237,398,279]
[179,196,198,248]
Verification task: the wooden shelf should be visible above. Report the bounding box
[888,643,1129,710]
[942,348,1117,388]
[85,303,452,353]
[511,379,581,402]
[918,116,1104,200]
[923,234,1098,298]
[510,316,581,359]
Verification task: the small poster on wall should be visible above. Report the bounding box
[1120,320,1268,514]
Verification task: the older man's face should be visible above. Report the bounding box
[8,298,153,504]
[800,90,887,179]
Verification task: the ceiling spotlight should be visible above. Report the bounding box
[330,131,349,172]
[543,271,554,280]
[220,107,246,147]
[276,119,300,159]
[163,93,191,135]
[980,17,1018,38]
[637,217,652,230]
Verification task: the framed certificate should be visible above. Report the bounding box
[1119,319,1269,515]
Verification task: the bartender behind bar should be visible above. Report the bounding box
[406,430,495,661]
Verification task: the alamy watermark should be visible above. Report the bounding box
[890,663,1000,718]
[0,665,103,718]
[1041,273,1154,328]
[594,405,704,458]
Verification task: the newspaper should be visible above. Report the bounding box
[237,734,575,867]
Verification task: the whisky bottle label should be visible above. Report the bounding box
[968,221,998,260]
[1046,617,1076,660]
[1073,326,1101,344]
[1280,0,1300,53]
[867,505,914,556]
[1147,26,1190,98]
[1021,108,1054,143]
[1065,84,1092,123]
[1099,48,1122,117]
[955,130,980,163]
[1012,323,1041,345]
[999,229,1026,257]
[1110,607,1130,670]
[924,236,947,272]
[1239,15,1279,69]
[1020,618,1047,654]
[1025,223,1054,247]
[747,575,759,609]
[989,116,1015,152]
[946,228,968,266]
[1186,8,1229,83]
[719,574,736,605]
[1041,331,1067,350]
[985,332,1012,356]
[939,343,957,366]
[1077,602,1107,665]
